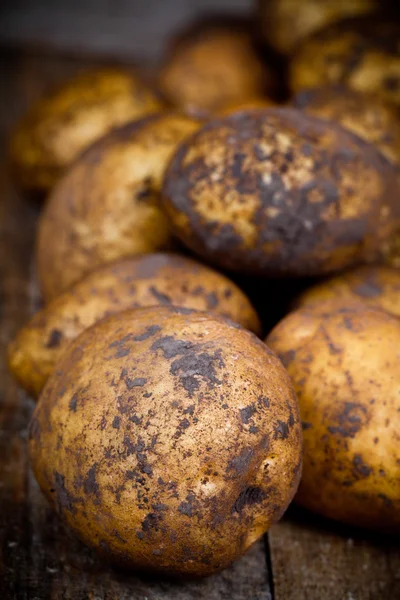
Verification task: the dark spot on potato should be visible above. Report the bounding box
[224,288,233,299]
[69,395,78,413]
[278,349,296,368]
[170,348,224,396]
[233,486,265,513]
[132,325,162,341]
[258,396,270,408]
[136,530,145,540]
[352,454,373,478]
[240,405,256,424]
[149,286,172,305]
[151,336,193,359]
[227,447,254,475]
[125,377,147,389]
[183,404,195,415]
[142,512,161,533]
[302,421,313,430]
[46,329,63,348]
[178,492,196,517]
[83,464,100,502]
[112,416,121,429]
[378,493,393,508]
[328,402,368,438]
[353,282,381,298]
[274,419,289,440]
[54,471,77,514]
[29,416,41,441]
[207,292,219,309]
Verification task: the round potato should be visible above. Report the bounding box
[162,107,400,277]
[259,0,377,54]
[267,303,400,532]
[29,306,302,576]
[9,252,261,398]
[296,265,400,318]
[10,69,163,192]
[290,16,400,107]
[158,22,272,117]
[37,113,200,302]
[292,85,400,165]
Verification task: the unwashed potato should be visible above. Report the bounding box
[296,265,400,318]
[29,306,302,576]
[291,85,400,165]
[259,0,378,54]
[162,107,400,277]
[8,252,261,399]
[10,69,164,192]
[290,16,400,107]
[267,303,400,532]
[158,21,272,117]
[37,113,199,302]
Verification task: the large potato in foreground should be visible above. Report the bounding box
[292,85,400,165]
[10,69,163,192]
[267,303,400,532]
[158,22,272,117]
[290,17,400,107]
[9,253,261,398]
[162,107,400,277]
[29,306,302,576]
[37,113,199,301]
[258,0,378,54]
[296,265,400,318]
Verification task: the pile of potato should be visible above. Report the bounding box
[8,0,400,578]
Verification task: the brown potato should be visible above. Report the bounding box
[9,252,261,399]
[291,85,400,165]
[267,303,400,532]
[10,69,164,192]
[162,107,400,277]
[158,22,272,117]
[296,265,400,317]
[29,306,302,576]
[37,113,200,302]
[259,0,377,54]
[290,17,400,107]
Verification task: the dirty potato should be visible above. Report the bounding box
[259,0,377,54]
[162,107,400,277]
[29,306,302,576]
[37,113,200,302]
[296,265,400,318]
[290,16,400,107]
[292,85,400,165]
[10,69,164,192]
[267,303,400,532]
[158,21,272,117]
[8,252,261,398]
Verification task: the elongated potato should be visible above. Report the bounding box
[30,306,302,576]
[267,303,400,532]
[8,253,261,398]
[10,69,163,192]
[162,107,400,277]
[37,113,200,301]
[296,265,400,317]
[292,85,400,165]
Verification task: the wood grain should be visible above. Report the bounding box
[0,49,272,600]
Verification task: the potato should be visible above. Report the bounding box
[267,303,400,532]
[296,265,400,318]
[292,85,400,165]
[162,107,400,277]
[158,22,272,117]
[37,113,199,302]
[290,16,400,107]
[9,252,261,398]
[29,306,302,576]
[10,69,163,192]
[259,0,377,54]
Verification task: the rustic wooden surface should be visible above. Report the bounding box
[0,47,399,600]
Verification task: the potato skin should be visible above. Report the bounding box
[290,17,400,107]
[296,265,400,318]
[259,0,377,54]
[267,303,400,533]
[162,107,400,277]
[8,252,261,398]
[37,113,199,301]
[29,306,302,576]
[10,69,163,192]
[292,85,400,165]
[216,97,275,117]
[158,24,271,117]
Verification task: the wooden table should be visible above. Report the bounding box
[0,47,399,600]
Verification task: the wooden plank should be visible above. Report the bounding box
[0,49,272,600]
[269,507,400,600]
